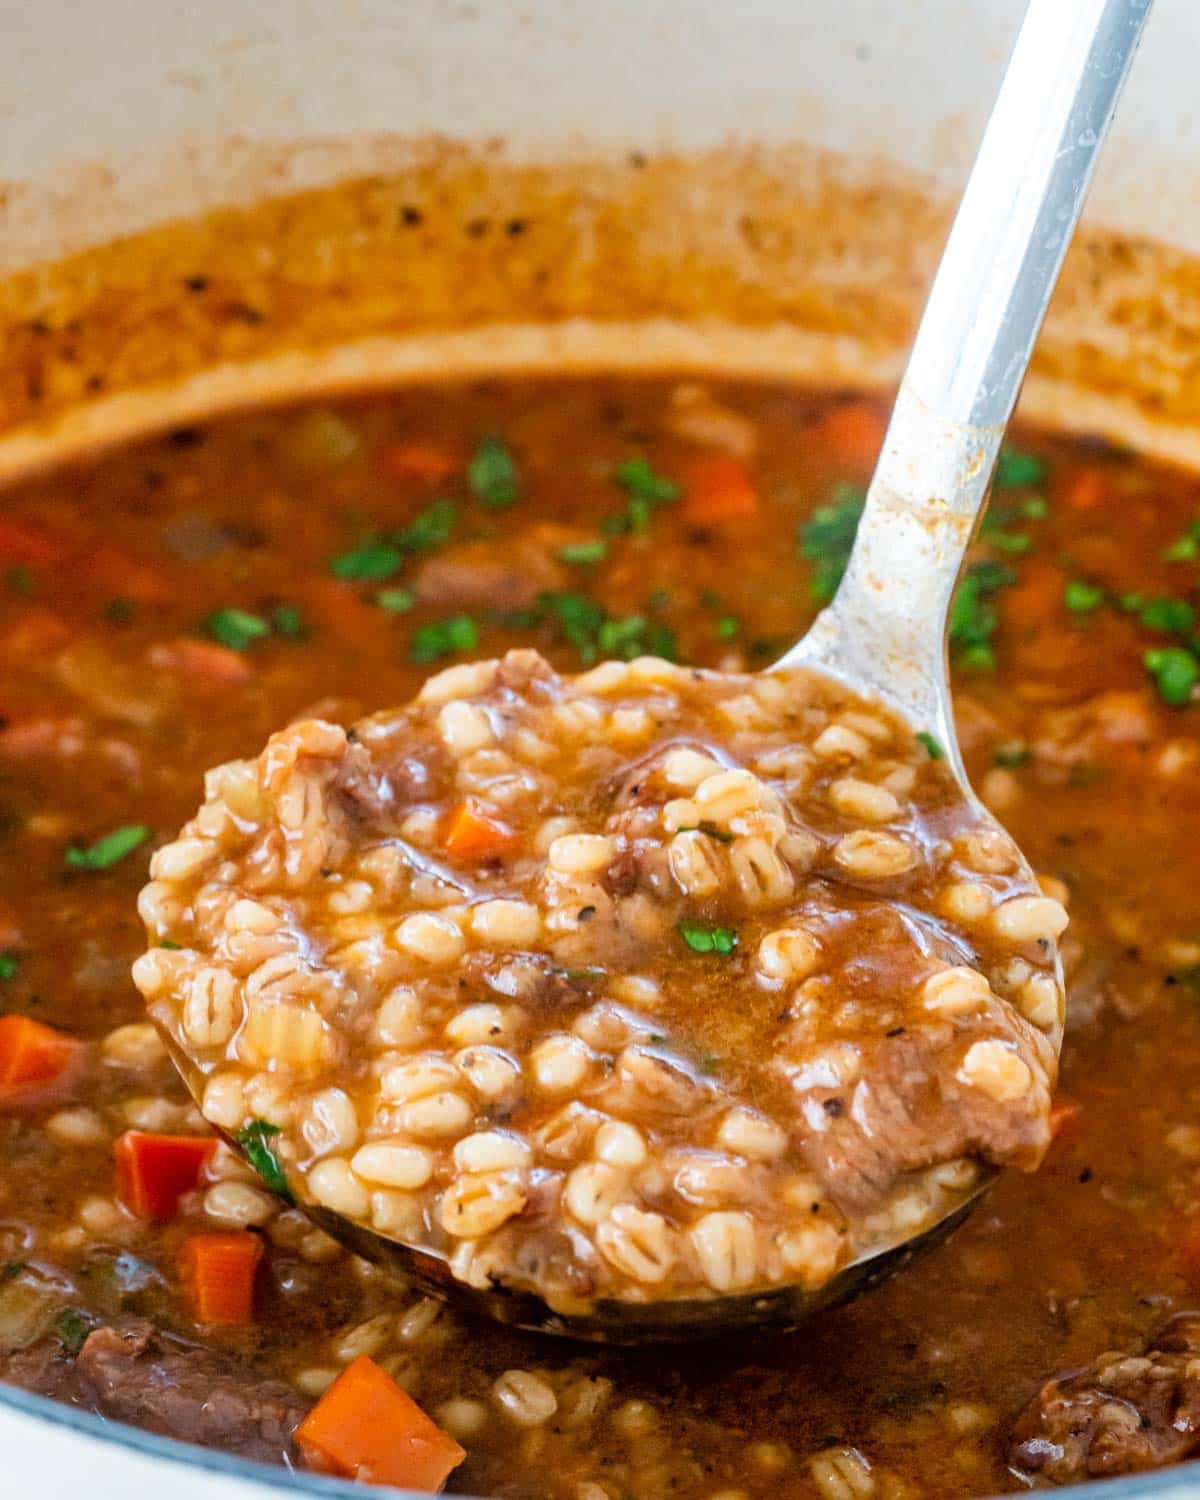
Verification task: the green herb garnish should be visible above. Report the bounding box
[376,586,415,613]
[1163,520,1200,562]
[993,741,1031,768]
[329,539,403,581]
[1139,597,1195,636]
[235,1119,294,1203]
[1145,646,1198,707]
[410,613,480,664]
[468,437,520,510]
[1064,580,1105,613]
[271,603,306,639]
[5,566,33,597]
[916,731,944,760]
[799,483,866,602]
[677,823,734,844]
[0,954,18,981]
[104,597,136,625]
[678,920,738,956]
[558,539,608,566]
[53,1308,92,1356]
[612,457,680,533]
[393,498,458,552]
[949,560,1016,671]
[205,607,271,652]
[66,825,150,871]
[995,444,1048,489]
[715,615,740,639]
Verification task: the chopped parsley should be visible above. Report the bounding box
[1063,579,1105,613]
[329,539,402,581]
[1,1261,26,1282]
[984,528,1033,555]
[948,560,1016,671]
[468,436,520,510]
[514,592,677,665]
[715,615,740,639]
[1163,519,1200,562]
[331,500,457,582]
[205,608,270,652]
[393,498,458,553]
[0,954,18,981]
[1145,646,1198,707]
[597,614,678,662]
[410,613,480,664]
[800,483,866,601]
[993,741,1031,768]
[235,1119,294,1203]
[994,444,1048,489]
[1138,596,1195,636]
[678,920,738,956]
[104,597,136,625]
[376,586,415,613]
[271,603,306,639]
[677,823,734,844]
[66,824,150,871]
[53,1308,92,1356]
[916,731,944,760]
[558,539,608,566]
[610,457,680,533]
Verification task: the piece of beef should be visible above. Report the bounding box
[789,1023,1051,1214]
[0,1338,84,1406]
[1008,1315,1200,1483]
[412,528,570,612]
[76,1320,309,1466]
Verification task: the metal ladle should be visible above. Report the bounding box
[190,0,1152,1342]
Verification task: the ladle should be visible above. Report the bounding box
[170,0,1152,1342]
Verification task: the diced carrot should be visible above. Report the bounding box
[304,577,382,651]
[1060,467,1108,512]
[380,442,460,484]
[180,1231,264,1325]
[817,399,887,471]
[0,517,62,568]
[442,799,517,861]
[114,1130,217,1219]
[1049,1097,1081,1144]
[83,544,173,605]
[297,1355,466,1491]
[149,637,255,684]
[0,1015,80,1087]
[680,454,761,526]
[0,1015,83,1112]
[1002,557,1061,631]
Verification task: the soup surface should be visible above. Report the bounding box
[0,376,1199,1497]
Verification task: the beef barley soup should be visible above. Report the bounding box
[1,375,1199,1494]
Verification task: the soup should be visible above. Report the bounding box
[0,376,1198,1496]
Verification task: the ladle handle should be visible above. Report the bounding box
[784,0,1152,756]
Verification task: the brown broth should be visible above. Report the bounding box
[0,377,1198,1498]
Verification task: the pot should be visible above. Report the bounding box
[2,1,1199,1495]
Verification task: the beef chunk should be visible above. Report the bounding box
[412,528,570,612]
[1008,1315,1200,1483]
[0,1338,84,1406]
[796,1023,1048,1213]
[76,1320,309,1465]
